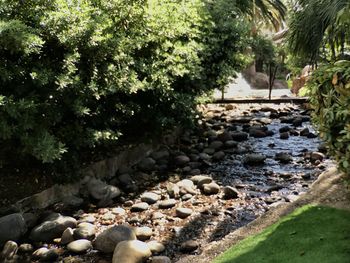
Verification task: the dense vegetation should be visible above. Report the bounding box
[0,0,258,176]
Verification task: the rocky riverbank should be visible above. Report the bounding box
[0,103,330,263]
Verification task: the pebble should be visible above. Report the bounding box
[73,222,96,240]
[202,182,220,195]
[158,199,177,209]
[131,202,149,212]
[222,186,240,199]
[175,208,193,218]
[61,227,75,245]
[112,240,151,263]
[32,247,59,261]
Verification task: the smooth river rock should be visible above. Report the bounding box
[0,213,27,246]
[112,240,152,263]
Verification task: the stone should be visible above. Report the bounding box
[167,183,180,198]
[131,202,149,212]
[141,192,160,204]
[279,126,290,133]
[112,240,152,263]
[152,212,165,220]
[17,244,33,254]
[135,227,153,241]
[231,132,249,142]
[0,213,27,246]
[138,157,156,172]
[280,132,289,139]
[32,247,59,261]
[190,175,212,188]
[225,104,235,110]
[217,131,232,142]
[93,225,137,253]
[30,213,77,242]
[243,154,266,165]
[180,240,199,253]
[275,152,293,164]
[293,117,303,127]
[300,128,310,137]
[158,199,177,209]
[307,132,317,138]
[224,140,238,149]
[209,141,224,150]
[174,155,190,167]
[177,179,196,195]
[222,186,240,199]
[74,222,96,240]
[212,151,225,161]
[146,241,165,253]
[67,239,92,254]
[1,241,18,260]
[202,182,220,195]
[311,152,325,162]
[181,194,193,201]
[112,207,126,216]
[87,178,121,205]
[151,256,171,263]
[151,150,170,161]
[79,214,96,224]
[199,152,211,160]
[61,227,75,245]
[175,208,193,219]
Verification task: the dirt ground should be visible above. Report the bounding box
[176,165,350,263]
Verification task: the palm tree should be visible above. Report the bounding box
[288,0,350,63]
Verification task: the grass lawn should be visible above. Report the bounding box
[213,205,350,263]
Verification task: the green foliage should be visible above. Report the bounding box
[0,0,250,176]
[308,60,350,175]
[251,35,275,72]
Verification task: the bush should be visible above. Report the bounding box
[308,60,350,175]
[0,0,249,176]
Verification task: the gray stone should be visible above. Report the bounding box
[30,213,77,242]
[61,227,75,245]
[93,225,136,253]
[280,132,289,140]
[190,175,212,188]
[158,199,177,209]
[151,256,171,263]
[231,132,249,142]
[73,222,96,240]
[131,202,149,212]
[174,155,190,167]
[177,179,196,195]
[146,241,165,253]
[243,154,266,165]
[224,140,238,149]
[217,131,232,142]
[175,208,193,219]
[32,247,59,261]
[212,151,225,161]
[275,152,293,163]
[141,192,160,204]
[111,207,126,216]
[112,240,151,263]
[135,227,152,241]
[199,152,211,160]
[67,239,92,254]
[202,182,220,195]
[180,240,199,253]
[152,212,165,220]
[300,128,310,137]
[0,213,27,246]
[222,186,240,199]
[151,150,170,161]
[1,241,18,260]
[203,148,215,155]
[138,157,156,172]
[181,194,193,201]
[209,141,224,150]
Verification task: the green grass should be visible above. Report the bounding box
[213,205,350,263]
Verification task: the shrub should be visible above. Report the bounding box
[308,60,350,175]
[0,0,250,176]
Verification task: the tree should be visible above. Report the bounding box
[288,0,350,63]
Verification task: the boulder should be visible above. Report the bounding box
[30,213,77,242]
[73,222,96,240]
[222,186,240,199]
[202,182,220,195]
[87,178,121,206]
[231,132,249,142]
[138,158,156,172]
[1,241,18,260]
[0,213,27,246]
[243,154,266,165]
